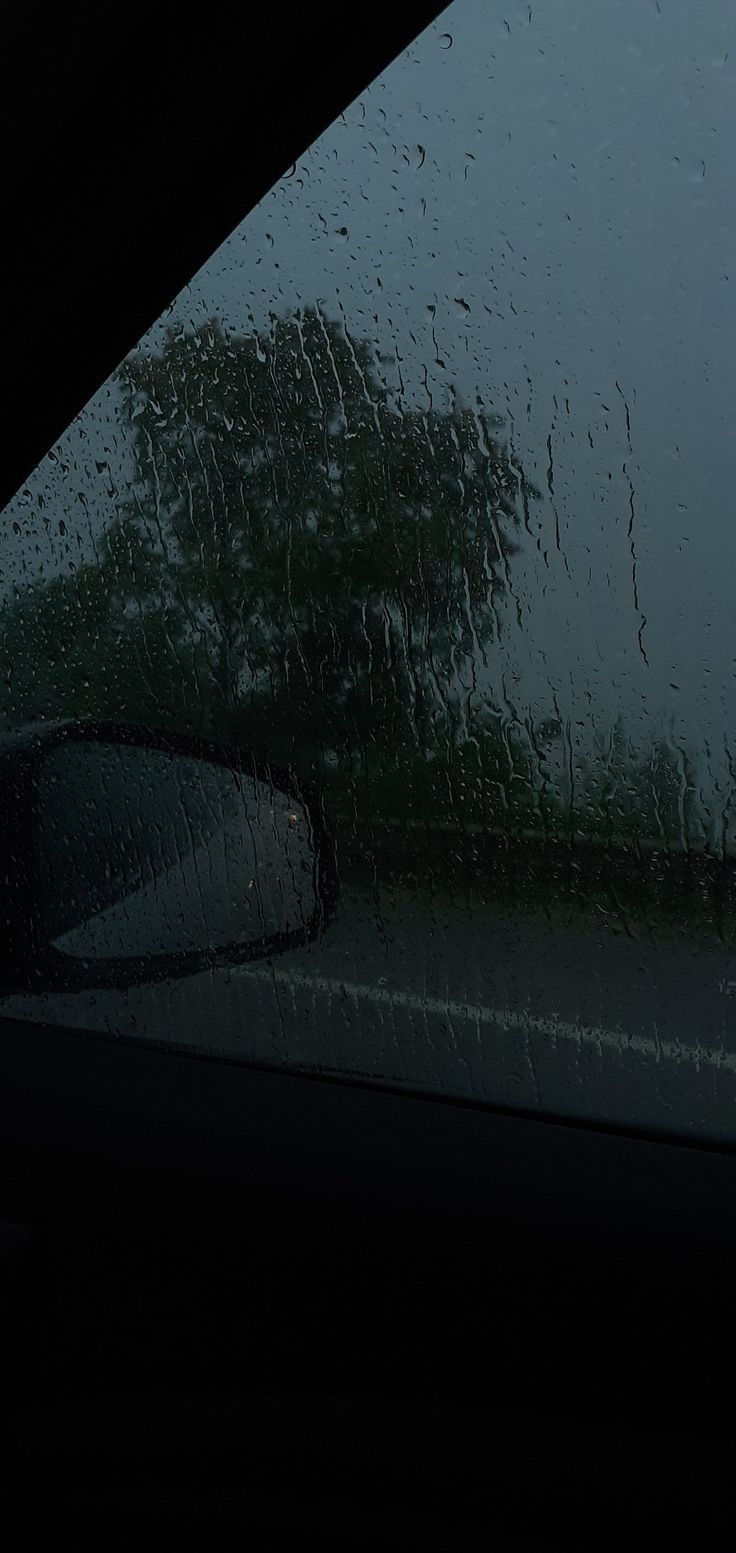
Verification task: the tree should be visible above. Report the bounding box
[0,539,199,732]
[1,306,547,833]
[113,308,534,789]
[570,717,701,851]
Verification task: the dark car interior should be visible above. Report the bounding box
[2,3,735,1544]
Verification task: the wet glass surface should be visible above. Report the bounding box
[39,742,315,957]
[1,0,735,1140]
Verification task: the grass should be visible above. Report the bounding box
[333,814,736,951]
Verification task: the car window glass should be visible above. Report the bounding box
[2,0,735,1142]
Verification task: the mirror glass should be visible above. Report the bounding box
[38,740,317,959]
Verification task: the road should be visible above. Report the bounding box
[3,878,736,1144]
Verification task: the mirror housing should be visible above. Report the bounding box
[0,721,337,994]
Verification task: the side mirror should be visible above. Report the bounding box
[0,721,337,993]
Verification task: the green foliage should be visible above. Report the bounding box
[114,308,531,769]
[0,559,198,732]
[569,718,701,851]
[0,307,726,871]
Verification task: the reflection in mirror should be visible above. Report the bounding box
[38,742,316,959]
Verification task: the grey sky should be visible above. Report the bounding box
[4,0,735,797]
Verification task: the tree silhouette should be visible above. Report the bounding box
[113,308,534,778]
[572,718,701,852]
[2,305,722,861]
[1,306,547,829]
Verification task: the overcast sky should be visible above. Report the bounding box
[4,0,735,799]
